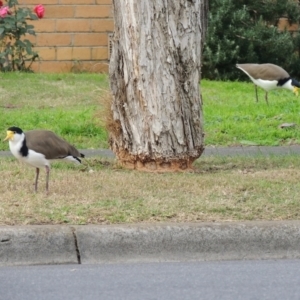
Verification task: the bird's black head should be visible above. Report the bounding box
[7,126,23,134]
[291,78,300,88]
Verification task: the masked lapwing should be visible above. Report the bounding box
[236,63,300,104]
[4,126,84,193]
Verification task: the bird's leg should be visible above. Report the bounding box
[45,165,50,193]
[255,85,258,102]
[265,92,269,105]
[35,168,39,192]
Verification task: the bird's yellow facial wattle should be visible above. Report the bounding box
[293,86,299,96]
[4,130,15,141]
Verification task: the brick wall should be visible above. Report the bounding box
[16,1,299,73]
[22,0,114,73]
[278,18,299,32]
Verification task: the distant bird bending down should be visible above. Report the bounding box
[4,126,85,193]
[236,63,300,104]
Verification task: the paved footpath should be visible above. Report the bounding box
[1,146,300,266]
[1,145,300,158]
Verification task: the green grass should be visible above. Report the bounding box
[2,73,300,225]
[1,155,300,225]
[202,80,300,146]
[1,73,300,151]
[0,72,109,150]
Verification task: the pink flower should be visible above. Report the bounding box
[0,6,9,18]
[34,4,45,18]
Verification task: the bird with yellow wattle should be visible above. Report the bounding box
[4,126,84,193]
[236,63,300,104]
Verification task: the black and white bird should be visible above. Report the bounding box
[236,63,300,104]
[4,126,84,193]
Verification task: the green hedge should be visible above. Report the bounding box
[202,0,300,80]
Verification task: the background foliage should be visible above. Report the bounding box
[202,0,300,80]
[0,0,43,71]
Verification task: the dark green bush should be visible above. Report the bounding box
[203,0,300,80]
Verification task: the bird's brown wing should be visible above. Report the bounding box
[25,130,82,159]
[237,63,290,81]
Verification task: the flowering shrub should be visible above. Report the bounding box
[34,4,44,18]
[0,0,45,71]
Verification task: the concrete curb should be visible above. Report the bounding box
[1,221,300,266]
[0,226,78,266]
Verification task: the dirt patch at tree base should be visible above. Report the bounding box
[115,149,201,172]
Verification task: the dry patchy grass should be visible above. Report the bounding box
[1,155,300,225]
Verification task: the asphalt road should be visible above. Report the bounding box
[1,259,300,300]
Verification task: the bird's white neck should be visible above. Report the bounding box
[280,79,293,91]
[9,133,26,158]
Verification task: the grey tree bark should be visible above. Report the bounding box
[109,0,208,171]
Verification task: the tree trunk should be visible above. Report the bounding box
[109,0,208,172]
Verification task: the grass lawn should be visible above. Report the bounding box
[0,155,300,225]
[0,72,109,150]
[1,72,300,150]
[1,72,300,225]
[202,80,300,146]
